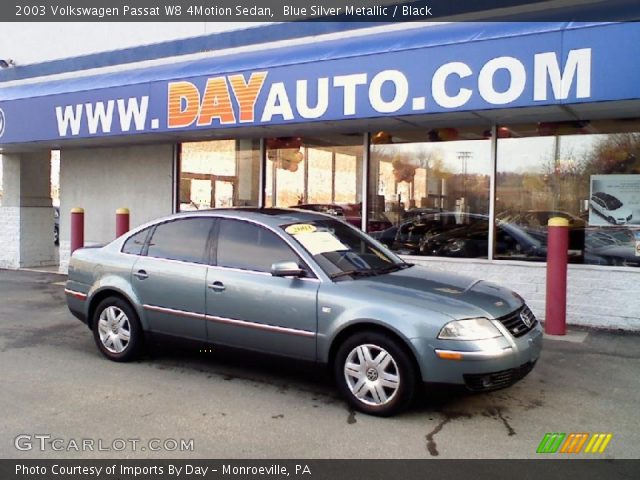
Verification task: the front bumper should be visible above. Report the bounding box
[411,321,543,387]
[463,360,537,391]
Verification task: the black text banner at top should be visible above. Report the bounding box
[6,0,640,22]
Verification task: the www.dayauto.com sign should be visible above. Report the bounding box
[0,22,639,145]
[52,49,590,139]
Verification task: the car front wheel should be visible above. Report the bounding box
[334,332,416,416]
[92,297,142,362]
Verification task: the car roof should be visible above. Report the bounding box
[163,207,336,228]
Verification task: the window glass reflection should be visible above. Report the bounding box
[368,127,492,258]
[496,120,640,267]
[180,139,261,210]
[265,136,363,229]
[217,219,300,273]
[147,218,214,264]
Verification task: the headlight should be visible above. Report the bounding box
[438,318,503,341]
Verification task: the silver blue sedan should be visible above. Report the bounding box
[65,208,542,416]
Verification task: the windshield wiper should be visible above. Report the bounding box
[373,263,413,274]
[330,263,413,280]
[329,270,378,280]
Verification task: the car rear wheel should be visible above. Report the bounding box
[92,297,142,362]
[334,331,416,416]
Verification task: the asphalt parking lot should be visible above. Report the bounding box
[1,269,639,459]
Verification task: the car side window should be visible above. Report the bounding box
[146,218,214,264]
[216,219,305,274]
[122,228,151,255]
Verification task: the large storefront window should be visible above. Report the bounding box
[496,120,640,266]
[179,139,260,210]
[368,127,492,257]
[265,136,363,227]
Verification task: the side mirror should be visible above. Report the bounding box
[271,261,304,278]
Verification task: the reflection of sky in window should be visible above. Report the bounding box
[498,135,600,173]
[377,134,610,176]
[373,140,492,175]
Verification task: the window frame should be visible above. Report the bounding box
[120,226,153,256]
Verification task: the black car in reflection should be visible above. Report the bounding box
[392,213,546,260]
[497,210,586,253]
[584,227,640,267]
[499,210,639,266]
[370,208,442,248]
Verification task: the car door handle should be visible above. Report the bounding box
[133,270,149,280]
[208,281,225,292]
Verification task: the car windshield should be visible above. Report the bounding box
[282,219,408,279]
[602,194,623,210]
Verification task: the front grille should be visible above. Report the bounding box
[498,305,537,338]
[464,361,536,392]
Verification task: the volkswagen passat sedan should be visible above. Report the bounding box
[66,208,542,416]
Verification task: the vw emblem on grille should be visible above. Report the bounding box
[0,108,5,138]
[520,309,534,328]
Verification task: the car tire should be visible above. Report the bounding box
[334,331,417,416]
[92,297,143,362]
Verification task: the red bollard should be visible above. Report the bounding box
[116,208,130,238]
[70,207,85,254]
[545,217,569,335]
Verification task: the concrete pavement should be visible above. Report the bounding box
[1,269,639,459]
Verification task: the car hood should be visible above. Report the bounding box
[347,265,523,320]
[609,207,632,218]
[591,244,638,257]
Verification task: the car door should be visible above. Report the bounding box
[205,218,319,360]
[130,217,214,340]
[592,196,604,215]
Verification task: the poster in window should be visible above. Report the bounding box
[589,175,640,226]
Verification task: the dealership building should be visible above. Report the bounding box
[1,18,639,329]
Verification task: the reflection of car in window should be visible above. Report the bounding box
[293,203,346,217]
[590,192,632,225]
[391,213,546,260]
[585,226,640,267]
[496,210,586,253]
[292,203,392,233]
